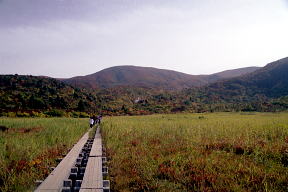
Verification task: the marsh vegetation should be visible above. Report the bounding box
[102,113,288,191]
[1,113,288,191]
[0,118,88,191]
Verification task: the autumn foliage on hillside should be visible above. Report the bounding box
[1,65,288,117]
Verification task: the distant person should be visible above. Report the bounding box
[93,115,97,125]
[98,115,103,124]
[94,115,102,125]
[89,116,94,128]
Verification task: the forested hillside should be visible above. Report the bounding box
[186,57,288,102]
[63,65,259,90]
[63,66,206,90]
[180,57,288,111]
[0,75,99,116]
[1,58,288,116]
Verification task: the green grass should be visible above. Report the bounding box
[0,117,89,191]
[102,112,288,192]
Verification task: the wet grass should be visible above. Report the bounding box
[0,117,89,192]
[102,112,288,192]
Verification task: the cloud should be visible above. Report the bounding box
[0,0,127,28]
[0,0,288,77]
[0,0,171,28]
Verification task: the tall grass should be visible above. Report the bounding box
[102,113,288,191]
[0,117,89,191]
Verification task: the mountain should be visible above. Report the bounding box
[239,57,288,98]
[0,57,287,115]
[63,66,206,90]
[211,66,260,79]
[190,57,288,102]
[199,66,260,84]
[63,66,259,90]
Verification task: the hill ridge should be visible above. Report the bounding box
[63,65,260,90]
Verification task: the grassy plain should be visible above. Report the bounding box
[0,118,88,191]
[102,113,288,192]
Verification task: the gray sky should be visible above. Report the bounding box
[0,0,288,78]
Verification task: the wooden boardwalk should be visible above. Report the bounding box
[35,132,89,191]
[80,127,105,192]
[35,125,108,192]
[89,138,102,157]
[80,157,103,191]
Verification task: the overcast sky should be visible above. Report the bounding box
[0,0,288,78]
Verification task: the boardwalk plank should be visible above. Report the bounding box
[80,157,103,190]
[89,137,102,157]
[80,126,104,191]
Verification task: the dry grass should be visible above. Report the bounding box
[102,112,288,191]
[0,117,89,191]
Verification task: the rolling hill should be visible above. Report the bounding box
[208,66,261,80]
[0,57,287,115]
[63,66,205,90]
[62,66,260,90]
[190,57,288,102]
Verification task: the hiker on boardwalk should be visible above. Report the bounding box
[93,114,102,125]
[89,116,94,128]
[98,115,103,124]
[93,115,97,125]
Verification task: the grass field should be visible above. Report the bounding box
[102,113,288,192]
[1,113,287,191]
[0,118,89,191]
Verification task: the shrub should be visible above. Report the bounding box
[31,111,46,117]
[78,112,89,118]
[7,112,16,117]
[0,112,8,117]
[70,111,80,118]
[69,111,90,118]
[16,112,30,117]
[44,109,65,117]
